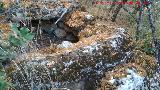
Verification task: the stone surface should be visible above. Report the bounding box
[99,62,159,90]
[9,28,134,90]
[2,1,159,90]
[53,28,67,38]
[4,0,80,20]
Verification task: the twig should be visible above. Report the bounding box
[55,8,68,25]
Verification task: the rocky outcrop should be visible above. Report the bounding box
[2,0,159,90]
[2,0,95,44]
[5,0,79,20]
[99,61,158,90]
[7,26,159,90]
[7,27,135,90]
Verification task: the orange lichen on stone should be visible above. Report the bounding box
[105,63,147,80]
[38,30,113,55]
[99,50,157,90]
[130,50,158,77]
[54,32,110,53]
[99,63,147,90]
[62,2,72,8]
[39,45,58,54]
[78,21,117,38]
[1,0,10,8]
[65,10,86,28]
[39,18,118,55]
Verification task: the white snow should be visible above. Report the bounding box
[58,41,73,48]
[109,77,116,84]
[80,67,92,73]
[63,61,74,67]
[109,69,145,90]
[85,14,94,21]
[109,27,126,49]
[110,39,118,48]
[82,42,100,54]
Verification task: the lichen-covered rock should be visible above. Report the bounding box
[8,27,134,90]
[64,10,87,28]
[99,64,159,90]
[5,0,80,20]
[99,50,158,90]
[53,28,67,38]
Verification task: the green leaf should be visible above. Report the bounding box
[0,77,8,90]
[23,33,35,40]
[20,27,29,36]
[10,23,20,35]
[20,27,34,41]
[8,35,21,47]
[0,70,5,76]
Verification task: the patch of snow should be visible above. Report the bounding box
[85,14,94,21]
[82,42,100,54]
[115,27,125,35]
[109,69,145,90]
[110,39,118,48]
[95,61,103,68]
[96,70,103,75]
[109,77,116,84]
[58,41,73,48]
[82,45,95,54]
[80,67,93,73]
[126,51,131,56]
[111,34,122,39]
[52,82,62,88]
[109,28,124,49]
[63,61,74,67]
[109,27,125,40]
[27,60,49,66]
[149,73,160,89]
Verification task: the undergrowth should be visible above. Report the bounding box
[0,23,35,90]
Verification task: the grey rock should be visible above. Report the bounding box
[6,0,80,20]
[10,28,133,90]
[53,28,67,38]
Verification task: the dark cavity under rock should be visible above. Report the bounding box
[30,19,80,47]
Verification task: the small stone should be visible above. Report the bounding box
[53,28,67,38]
[57,41,73,48]
[85,14,94,21]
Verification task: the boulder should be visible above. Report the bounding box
[8,28,134,90]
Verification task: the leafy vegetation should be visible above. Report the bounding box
[8,23,35,47]
[0,23,35,89]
